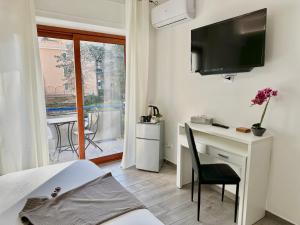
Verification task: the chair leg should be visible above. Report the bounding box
[234,183,239,223]
[84,136,92,150]
[88,138,103,152]
[222,184,225,202]
[191,169,194,202]
[197,181,201,221]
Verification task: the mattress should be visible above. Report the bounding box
[0,160,164,225]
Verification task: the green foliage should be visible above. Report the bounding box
[54,42,126,104]
[84,94,103,106]
[55,43,75,89]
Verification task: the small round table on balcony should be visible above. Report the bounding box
[47,116,78,157]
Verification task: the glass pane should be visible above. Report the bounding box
[80,41,125,160]
[38,37,78,164]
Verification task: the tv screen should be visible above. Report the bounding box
[191,8,267,75]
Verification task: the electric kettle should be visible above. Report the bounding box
[148,105,160,117]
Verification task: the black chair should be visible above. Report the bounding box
[84,111,103,151]
[74,110,103,152]
[185,123,241,223]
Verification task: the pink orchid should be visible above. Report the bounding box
[251,88,278,127]
[251,88,278,106]
[272,90,278,96]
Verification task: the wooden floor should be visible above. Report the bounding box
[99,161,290,225]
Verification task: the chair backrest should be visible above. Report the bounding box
[87,111,100,133]
[185,123,201,176]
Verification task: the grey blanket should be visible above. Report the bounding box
[19,173,145,225]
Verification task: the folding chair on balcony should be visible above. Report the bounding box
[74,110,103,152]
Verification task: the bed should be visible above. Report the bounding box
[0,160,164,225]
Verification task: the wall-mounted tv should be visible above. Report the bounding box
[191,8,267,75]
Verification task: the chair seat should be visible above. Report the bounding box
[200,163,240,184]
[73,129,95,135]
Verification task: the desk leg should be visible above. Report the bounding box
[177,145,192,188]
[242,139,272,225]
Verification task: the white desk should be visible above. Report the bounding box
[177,122,273,225]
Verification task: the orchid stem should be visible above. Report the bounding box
[259,98,270,127]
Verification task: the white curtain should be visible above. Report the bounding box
[0,0,49,174]
[121,0,150,168]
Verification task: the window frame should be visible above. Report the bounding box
[37,25,126,163]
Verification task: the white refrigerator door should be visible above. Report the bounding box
[136,138,160,172]
[136,123,160,140]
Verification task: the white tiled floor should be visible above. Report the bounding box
[99,161,289,225]
[49,138,123,164]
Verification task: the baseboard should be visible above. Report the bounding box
[264,211,296,225]
[210,185,295,224]
[164,159,176,168]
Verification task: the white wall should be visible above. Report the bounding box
[34,0,125,29]
[151,0,300,224]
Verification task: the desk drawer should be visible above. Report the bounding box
[206,146,245,167]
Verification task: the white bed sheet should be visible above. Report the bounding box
[0,160,164,225]
[0,161,74,215]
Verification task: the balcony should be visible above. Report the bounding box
[47,105,124,164]
[39,36,126,164]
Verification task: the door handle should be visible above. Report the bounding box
[218,153,229,159]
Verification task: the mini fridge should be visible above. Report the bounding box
[136,121,164,172]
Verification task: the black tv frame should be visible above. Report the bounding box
[191,8,267,75]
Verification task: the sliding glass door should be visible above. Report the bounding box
[38,37,78,163]
[37,26,125,164]
[79,39,125,161]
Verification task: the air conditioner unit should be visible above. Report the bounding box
[151,0,195,29]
